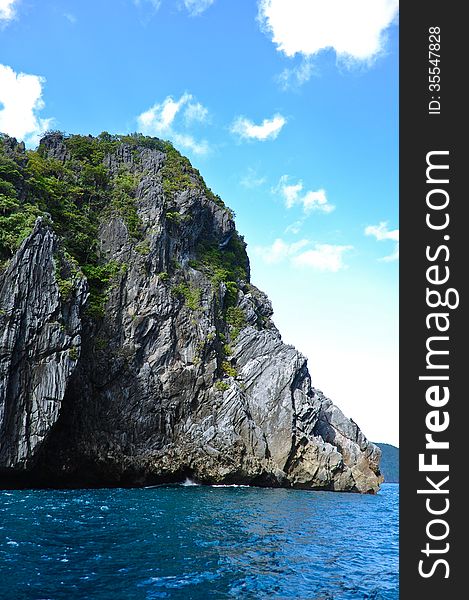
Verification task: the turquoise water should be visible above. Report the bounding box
[0,483,398,599]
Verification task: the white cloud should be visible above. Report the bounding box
[255,238,352,271]
[292,243,353,272]
[138,93,192,133]
[279,179,302,207]
[0,0,18,23]
[365,221,399,261]
[255,238,309,264]
[231,113,286,142]
[285,220,303,235]
[277,59,315,90]
[133,0,162,10]
[183,0,215,16]
[240,167,267,189]
[259,0,399,64]
[133,0,214,15]
[184,101,209,124]
[172,132,210,155]
[364,221,399,242]
[137,93,211,155]
[275,175,334,214]
[64,12,77,24]
[0,64,53,146]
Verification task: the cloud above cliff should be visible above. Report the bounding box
[183,101,209,124]
[292,243,353,271]
[255,238,352,271]
[133,0,215,16]
[63,12,77,24]
[256,238,309,264]
[276,59,315,91]
[365,221,399,261]
[275,175,334,214]
[132,0,162,11]
[258,0,399,83]
[138,94,191,131]
[0,0,18,23]
[240,167,267,189]
[137,93,210,155]
[0,64,53,146]
[183,0,215,16]
[231,113,286,142]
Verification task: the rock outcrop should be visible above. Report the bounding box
[0,133,382,492]
[0,219,87,468]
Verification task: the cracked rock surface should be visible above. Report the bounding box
[0,133,382,492]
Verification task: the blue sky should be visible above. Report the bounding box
[0,0,399,445]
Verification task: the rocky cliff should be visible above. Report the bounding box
[0,132,382,492]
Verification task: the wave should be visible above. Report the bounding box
[181,478,200,487]
[210,484,251,488]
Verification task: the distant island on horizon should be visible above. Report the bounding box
[375,443,399,483]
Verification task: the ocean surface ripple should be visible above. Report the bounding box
[0,483,398,599]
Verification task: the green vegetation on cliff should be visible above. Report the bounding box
[161,142,226,209]
[0,132,230,265]
[0,132,246,323]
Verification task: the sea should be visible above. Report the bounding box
[0,483,398,599]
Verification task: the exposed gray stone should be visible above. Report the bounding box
[0,218,87,469]
[0,135,382,493]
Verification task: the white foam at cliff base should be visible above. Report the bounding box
[181,478,199,487]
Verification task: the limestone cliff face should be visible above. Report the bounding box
[0,220,88,468]
[0,133,382,492]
